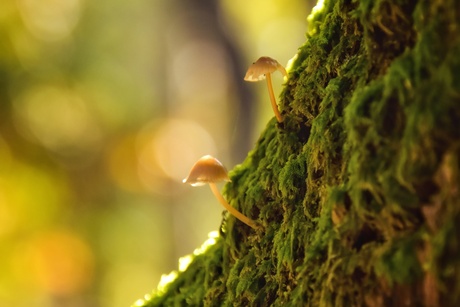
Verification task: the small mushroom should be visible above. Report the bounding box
[183,155,259,230]
[244,56,287,123]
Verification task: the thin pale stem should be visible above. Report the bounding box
[208,182,259,230]
[265,73,283,123]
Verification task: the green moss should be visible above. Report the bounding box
[374,236,422,284]
[135,0,460,305]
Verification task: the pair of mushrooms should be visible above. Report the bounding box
[183,57,287,230]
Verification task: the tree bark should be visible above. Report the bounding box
[136,0,460,306]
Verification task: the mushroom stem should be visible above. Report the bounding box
[265,73,283,123]
[208,182,258,230]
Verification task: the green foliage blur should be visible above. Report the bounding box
[0,0,308,306]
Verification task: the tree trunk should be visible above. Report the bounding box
[136,0,460,306]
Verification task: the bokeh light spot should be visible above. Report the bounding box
[1,163,68,230]
[12,230,94,296]
[137,119,217,189]
[13,85,102,157]
[18,0,81,41]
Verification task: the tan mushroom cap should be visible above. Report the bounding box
[182,155,231,187]
[244,56,288,82]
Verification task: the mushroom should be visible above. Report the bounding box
[244,56,287,123]
[183,155,259,230]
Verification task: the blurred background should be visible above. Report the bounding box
[0,0,312,306]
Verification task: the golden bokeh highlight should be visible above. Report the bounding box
[13,85,102,156]
[11,230,94,296]
[137,119,217,191]
[17,0,81,41]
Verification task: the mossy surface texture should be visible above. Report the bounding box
[137,0,460,306]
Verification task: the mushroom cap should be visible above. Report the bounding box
[244,56,287,82]
[182,155,231,187]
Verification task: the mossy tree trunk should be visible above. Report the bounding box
[137,0,460,306]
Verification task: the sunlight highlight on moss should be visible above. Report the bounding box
[178,255,193,272]
[307,0,325,23]
[133,231,220,306]
[133,294,152,307]
[286,53,298,75]
[156,271,178,294]
[193,231,219,256]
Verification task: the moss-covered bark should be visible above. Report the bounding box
[135,0,460,306]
